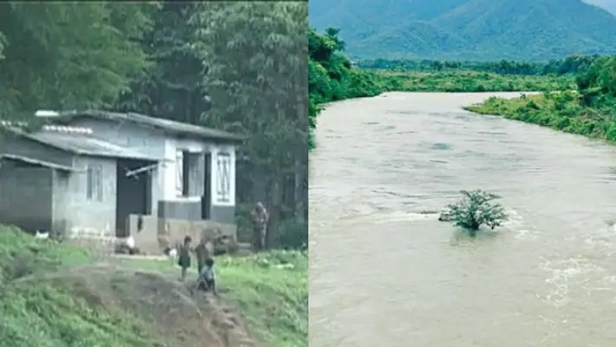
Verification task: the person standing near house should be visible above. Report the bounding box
[251,202,269,251]
[178,235,192,281]
[195,237,212,274]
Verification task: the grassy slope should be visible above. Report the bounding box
[0,225,307,347]
[128,252,308,347]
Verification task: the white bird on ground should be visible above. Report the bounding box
[168,248,177,258]
[125,236,135,249]
[35,230,49,239]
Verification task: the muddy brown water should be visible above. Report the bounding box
[309,92,616,347]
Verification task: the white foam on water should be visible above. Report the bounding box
[583,220,616,250]
[540,256,608,307]
[372,211,438,224]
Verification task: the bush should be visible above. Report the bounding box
[446,190,508,236]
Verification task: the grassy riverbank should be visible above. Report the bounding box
[465,56,616,142]
[0,225,307,347]
[375,71,571,93]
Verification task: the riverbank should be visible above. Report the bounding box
[0,226,307,347]
[374,71,572,93]
[464,91,616,143]
[463,56,616,143]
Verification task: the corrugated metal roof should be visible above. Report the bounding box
[54,110,244,143]
[27,131,162,161]
[0,154,78,171]
[0,126,162,161]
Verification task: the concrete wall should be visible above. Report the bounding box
[127,214,237,255]
[211,205,235,224]
[159,140,237,224]
[67,118,165,216]
[58,155,117,238]
[157,200,201,221]
[0,160,53,232]
[56,117,238,224]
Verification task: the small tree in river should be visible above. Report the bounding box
[446,190,508,236]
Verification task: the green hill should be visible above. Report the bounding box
[309,0,616,61]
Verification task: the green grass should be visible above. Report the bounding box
[127,251,308,347]
[0,225,308,347]
[463,90,616,143]
[0,226,157,347]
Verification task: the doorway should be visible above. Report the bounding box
[116,159,153,237]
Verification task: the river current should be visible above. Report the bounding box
[309,92,616,347]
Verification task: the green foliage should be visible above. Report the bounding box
[217,250,307,347]
[357,55,601,76]
[376,71,571,93]
[0,226,159,347]
[189,2,308,248]
[113,2,207,124]
[0,3,156,119]
[309,0,616,61]
[446,190,508,236]
[466,56,616,143]
[308,28,384,148]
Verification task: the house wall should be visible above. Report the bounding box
[0,160,53,232]
[59,117,237,224]
[66,118,165,215]
[127,214,237,255]
[162,138,236,224]
[53,155,117,238]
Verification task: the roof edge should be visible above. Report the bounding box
[55,110,246,143]
[0,154,78,172]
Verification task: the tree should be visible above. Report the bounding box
[445,190,508,236]
[308,28,384,149]
[0,3,156,120]
[113,2,209,124]
[190,2,308,248]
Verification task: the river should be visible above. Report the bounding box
[309,92,616,347]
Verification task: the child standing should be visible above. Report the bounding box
[178,235,192,281]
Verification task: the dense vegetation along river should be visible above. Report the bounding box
[309,92,616,347]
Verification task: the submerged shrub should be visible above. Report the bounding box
[446,190,508,236]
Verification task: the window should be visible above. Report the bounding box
[176,150,205,198]
[176,150,184,196]
[216,152,231,203]
[86,164,103,201]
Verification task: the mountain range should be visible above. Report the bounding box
[309,0,616,61]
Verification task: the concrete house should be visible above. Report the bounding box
[0,110,243,246]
